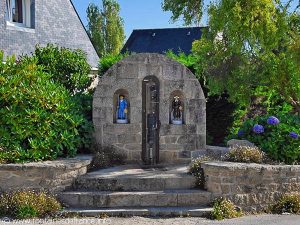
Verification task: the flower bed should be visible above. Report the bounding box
[231,115,300,164]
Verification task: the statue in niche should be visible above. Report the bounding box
[171,96,183,125]
[116,95,128,124]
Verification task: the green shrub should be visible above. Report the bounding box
[224,146,265,164]
[211,197,243,220]
[166,50,197,72]
[270,194,300,214]
[189,156,212,188]
[229,86,294,136]
[231,114,300,164]
[0,53,84,163]
[0,191,62,219]
[88,146,126,171]
[31,45,94,153]
[71,92,94,154]
[32,44,92,94]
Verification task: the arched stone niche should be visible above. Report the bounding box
[93,53,206,164]
[169,90,185,125]
[113,89,130,124]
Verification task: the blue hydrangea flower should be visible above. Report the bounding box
[253,124,264,134]
[237,130,244,137]
[289,132,299,139]
[267,116,280,125]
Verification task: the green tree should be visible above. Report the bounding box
[162,0,204,26]
[87,0,125,57]
[195,0,300,113]
[164,0,300,113]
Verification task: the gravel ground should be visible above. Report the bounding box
[1,214,300,225]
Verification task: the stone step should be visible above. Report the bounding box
[73,176,195,191]
[59,189,212,208]
[62,206,213,217]
[72,164,196,191]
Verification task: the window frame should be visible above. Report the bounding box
[6,0,33,29]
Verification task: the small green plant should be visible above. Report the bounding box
[16,205,38,219]
[270,194,300,214]
[0,191,62,219]
[189,156,212,188]
[224,146,265,164]
[211,197,243,220]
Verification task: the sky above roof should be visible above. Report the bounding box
[71,0,208,39]
[71,0,299,40]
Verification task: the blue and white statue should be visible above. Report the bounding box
[116,95,128,124]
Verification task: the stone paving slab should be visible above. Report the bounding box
[62,206,213,217]
[60,189,212,208]
[74,176,195,191]
[74,164,195,191]
[85,164,192,178]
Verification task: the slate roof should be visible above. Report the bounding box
[0,0,99,68]
[121,27,206,55]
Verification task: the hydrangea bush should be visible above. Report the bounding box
[233,114,300,164]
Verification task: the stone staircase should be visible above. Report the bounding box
[59,164,213,217]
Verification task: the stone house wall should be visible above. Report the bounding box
[0,0,98,67]
[93,53,206,163]
[201,161,300,211]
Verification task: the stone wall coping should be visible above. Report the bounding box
[206,145,229,151]
[201,161,300,171]
[0,154,93,171]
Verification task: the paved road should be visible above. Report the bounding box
[1,214,300,225]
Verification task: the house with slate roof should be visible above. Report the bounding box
[121,27,205,55]
[0,0,99,68]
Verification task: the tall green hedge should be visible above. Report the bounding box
[31,44,94,153]
[0,53,84,163]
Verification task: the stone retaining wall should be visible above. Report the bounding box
[0,155,92,193]
[201,161,300,211]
